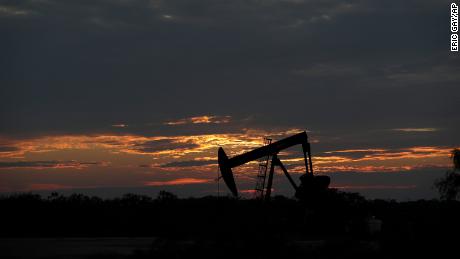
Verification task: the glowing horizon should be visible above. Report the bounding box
[0,126,456,194]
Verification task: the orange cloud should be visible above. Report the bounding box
[314,165,430,173]
[276,146,455,174]
[240,189,257,194]
[0,128,304,161]
[0,130,456,175]
[164,115,231,125]
[324,149,387,154]
[144,178,213,186]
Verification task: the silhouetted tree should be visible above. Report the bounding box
[156,190,178,201]
[452,148,460,170]
[435,148,460,200]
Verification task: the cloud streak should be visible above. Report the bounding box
[0,130,455,174]
[145,178,212,186]
[164,115,231,126]
[392,128,438,132]
[0,160,105,170]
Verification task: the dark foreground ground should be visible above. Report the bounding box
[1,191,459,259]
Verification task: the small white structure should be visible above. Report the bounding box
[367,216,382,235]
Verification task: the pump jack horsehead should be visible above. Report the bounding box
[218,131,330,201]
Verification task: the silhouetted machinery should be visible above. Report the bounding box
[218,131,330,201]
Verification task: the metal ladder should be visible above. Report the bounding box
[254,137,272,199]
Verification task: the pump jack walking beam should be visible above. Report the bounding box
[218,131,312,198]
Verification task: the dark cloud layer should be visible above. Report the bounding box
[133,139,199,153]
[0,146,19,153]
[0,1,459,199]
[0,160,101,169]
[160,160,215,168]
[1,1,458,143]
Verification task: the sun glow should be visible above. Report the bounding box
[145,178,212,186]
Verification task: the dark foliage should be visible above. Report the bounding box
[435,171,460,200]
[1,190,460,258]
[435,149,460,200]
[452,149,460,170]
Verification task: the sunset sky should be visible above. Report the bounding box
[1,0,459,200]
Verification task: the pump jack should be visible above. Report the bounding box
[218,131,330,201]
